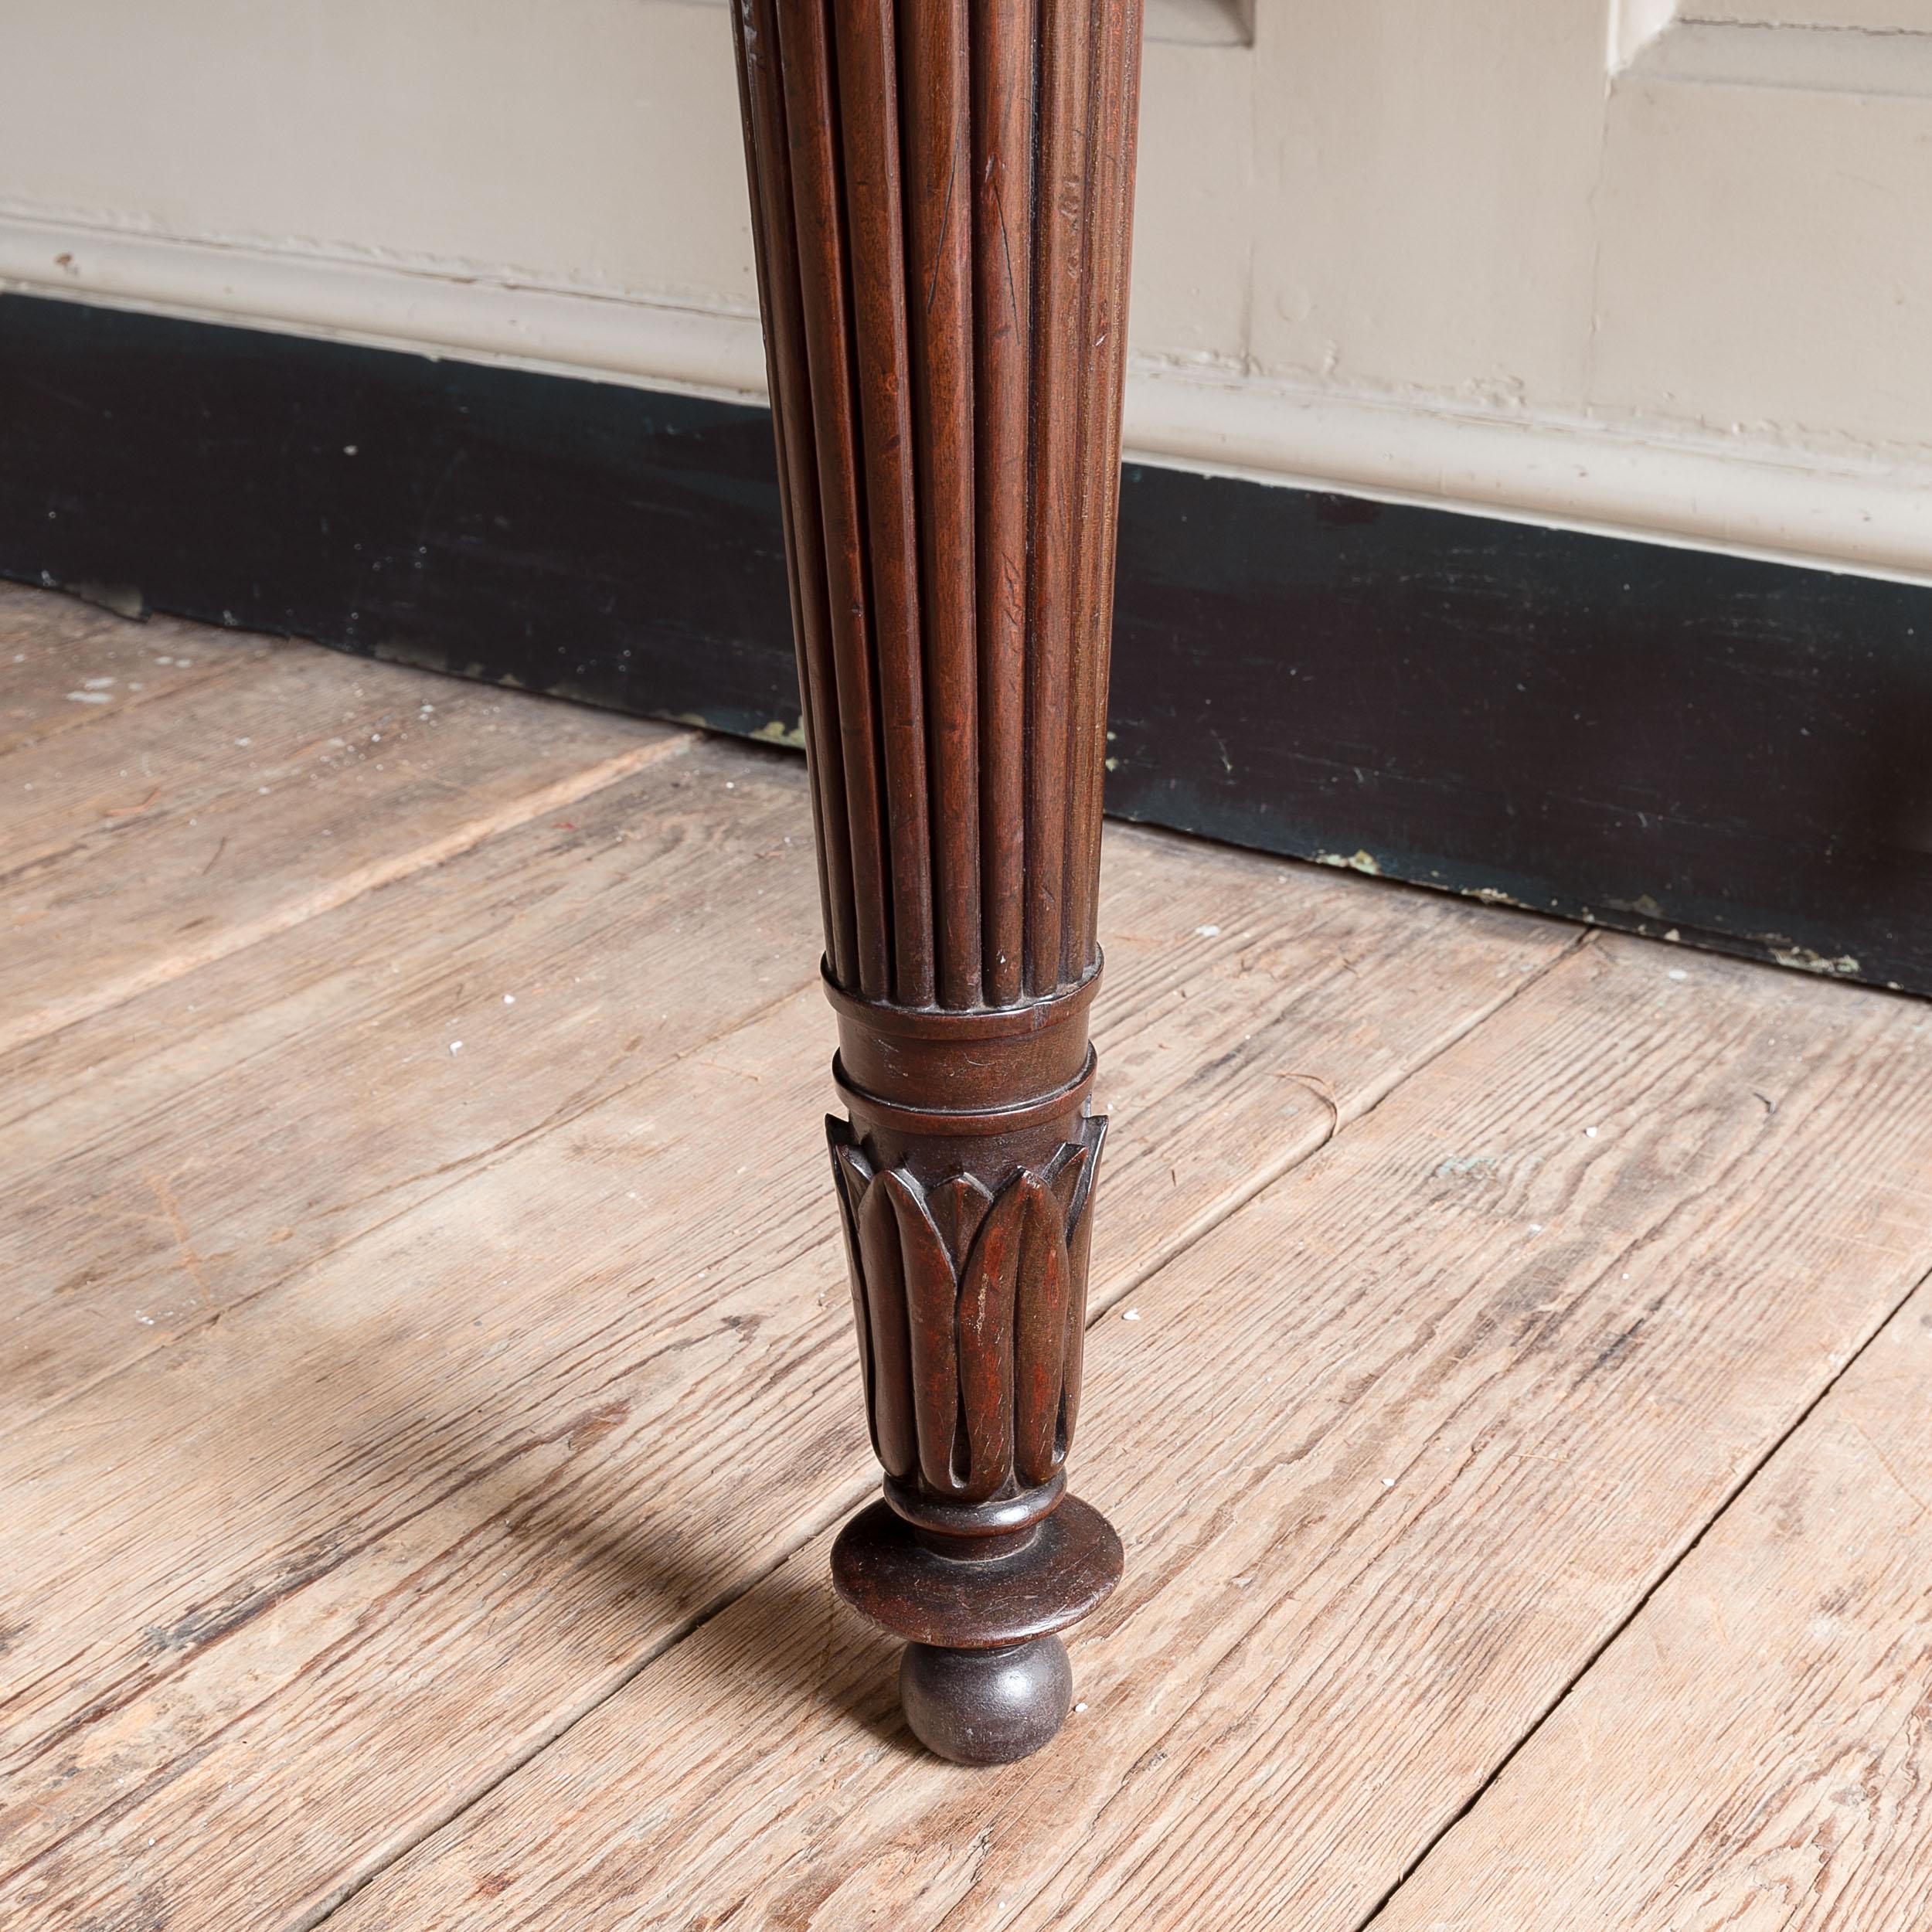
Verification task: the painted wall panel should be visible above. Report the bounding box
[1595,74,1932,454]
[3,0,1930,573]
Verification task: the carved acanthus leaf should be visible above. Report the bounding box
[827,1114,1107,1502]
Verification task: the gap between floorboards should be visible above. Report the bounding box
[1350,1247,1932,1932]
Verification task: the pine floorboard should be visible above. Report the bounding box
[325,934,1932,1932]
[0,586,665,1057]
[2,586,1927,1931]
[0,582,276,760]
[1372,1269,1932,1932]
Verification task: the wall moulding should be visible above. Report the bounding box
[1621,2,1932,94]
[6,209,1932,587]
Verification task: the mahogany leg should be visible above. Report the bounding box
[730,0,1144,1764]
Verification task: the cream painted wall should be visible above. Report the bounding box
[3,0,1930,577]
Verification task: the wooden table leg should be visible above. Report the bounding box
[730,0,1144,1764]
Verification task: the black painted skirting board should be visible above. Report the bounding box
[6,291,1932,994]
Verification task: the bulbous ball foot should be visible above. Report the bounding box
[899,1636,1073,1764]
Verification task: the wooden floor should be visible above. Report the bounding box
[5,580,1932,1932]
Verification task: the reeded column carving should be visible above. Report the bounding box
[730,0,1144,1762]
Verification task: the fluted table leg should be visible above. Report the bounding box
[730,0,1144,1764]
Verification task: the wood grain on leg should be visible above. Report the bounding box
[733,0,1147,1755]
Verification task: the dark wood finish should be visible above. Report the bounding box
[975,0,1034,1008]
[731,0,1145,1759]
[897,1636,1074,1767]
